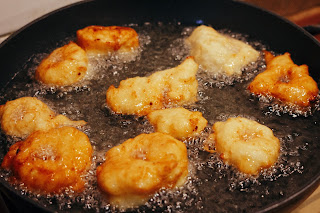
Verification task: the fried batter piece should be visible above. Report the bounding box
[206,117,280,175]
[248,51,319,107]
[1,126,93,193]
[186,25,259,76]
[96,132,188,208]
[147,107,207,140]
[77,25,139,55]
[0,97,86,138]
[35,42,88,86]
[106,57,199,116]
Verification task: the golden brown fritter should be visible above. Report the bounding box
[35,42,88,86]
[248,51,319,107]
[187,25,259,76]
[1,126,93,193]
[96,132,188,208]
[205,117,280,175]
[106,57,199,116]
[147,107,207,140]
[0,97,86,138]
[77,25,139,55]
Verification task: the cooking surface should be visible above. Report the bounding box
[0,0,82,36]
[0,1,319,212]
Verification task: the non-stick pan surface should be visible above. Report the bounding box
[0,0,319,212]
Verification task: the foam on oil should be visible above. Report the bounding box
[0,22,319,212]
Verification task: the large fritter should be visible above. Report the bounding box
[1,127,93,193]
[187,25,259,76]
[77,25,139,55]
[0,97,86,138]
[206,117,280,175]
[35,42,88,86]
[96,132,188,208]
[106,57,199,116]
[248,51,319,107]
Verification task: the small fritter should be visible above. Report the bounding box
[206,117,280,175]
[1,126,93,193]
[77,25,139,55]
[96,132,188,208]
[35,42,88,86]
[106,57,199,116]
[0,97,86,138]
[186,25,259,76]
[248,51,319,107]
[147,107,207,140]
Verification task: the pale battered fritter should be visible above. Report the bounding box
[207,117,280,175]
[186,25,259,76]
[248,51,319,107]
[106,57,199,116]
[1,126,93,193]
[77,25,139,55]
[96,132,188,208]
[35,41,88,86]
[147,107,207,140]
[0,97,86,138]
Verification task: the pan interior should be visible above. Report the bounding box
[0,22,319,212]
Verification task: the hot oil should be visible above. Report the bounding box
[0,22,319,212]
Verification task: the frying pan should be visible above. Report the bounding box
[0,0,319,212]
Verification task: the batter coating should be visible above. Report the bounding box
[248,51,319,107]
[35,42,88,86]
[106,57,199,116]
[77,25,139,55]
[1,126,93,193]
[96,132,188,208]
[0,97,86,138]
[186,25,259,76]
[207,117,280,175]
[147,107,208,140]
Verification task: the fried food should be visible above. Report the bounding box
[207,117,280,175]
[96,132,188,208]
[147,107,207,140]
[0,97,86,138]
[248,51,319,107]
[35,42,88,86]
[106,57,199,116]
[77,25,139,55]
[1,126,93,193]
[186,25,259,76]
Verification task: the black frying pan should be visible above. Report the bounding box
[0,0,319,212]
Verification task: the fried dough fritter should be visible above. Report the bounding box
[206,117,280,175]
[96,132,188,208]
[0,97,86,138]
[76,25,139,55]
[186,25,259,76]
[147,107,208,140]
[248,51,319,107]
[1,126,93,193]
[106,57,199,116]
[35,42,88,86]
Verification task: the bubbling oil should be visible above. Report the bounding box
[0,22,319,212]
